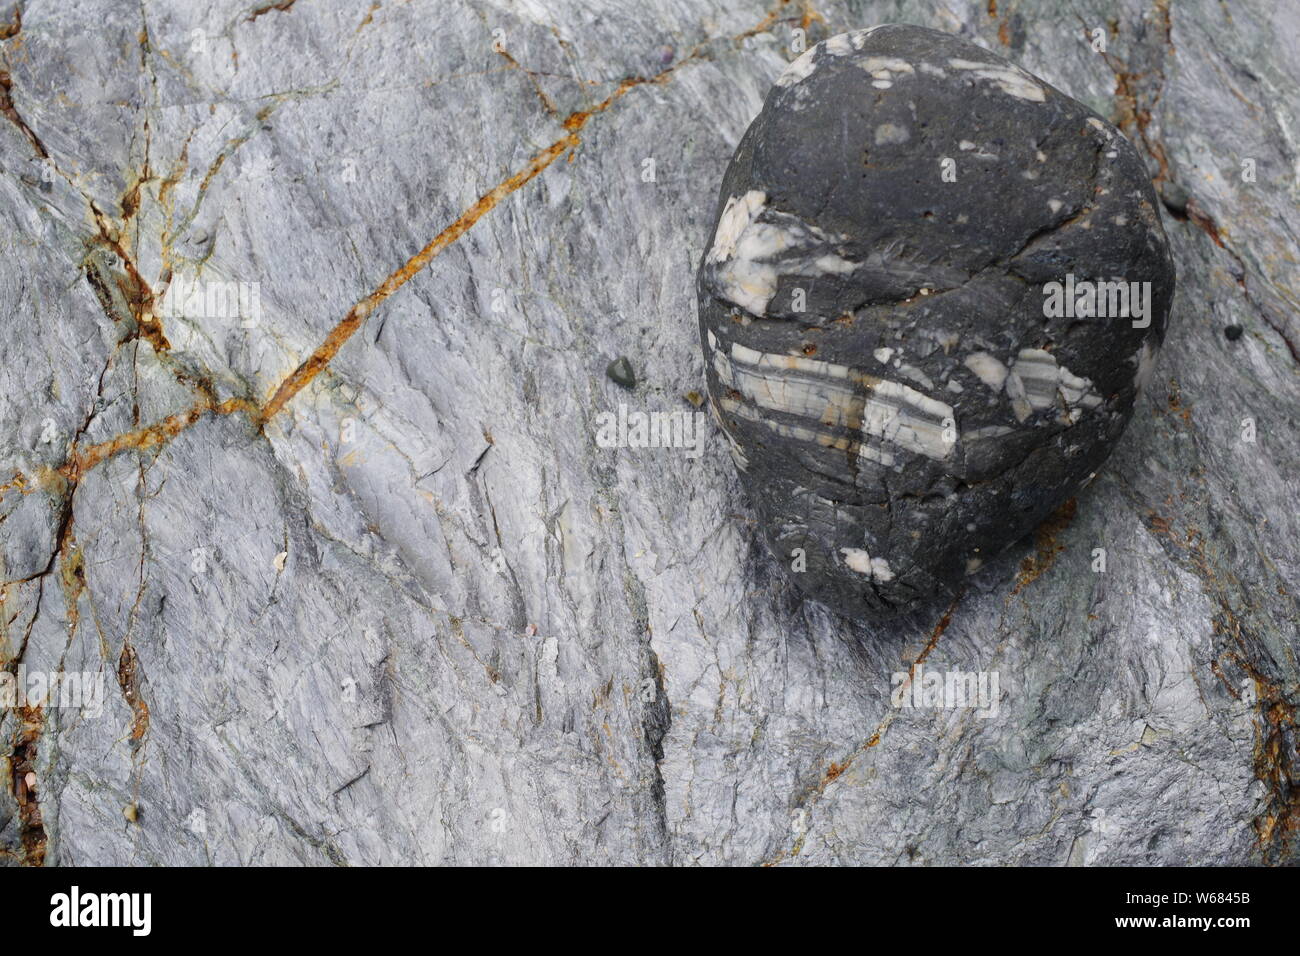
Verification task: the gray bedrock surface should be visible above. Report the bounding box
[0,0,1295,865]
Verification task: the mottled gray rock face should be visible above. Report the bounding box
[0,0,1297,867]
[698,24,1176,619]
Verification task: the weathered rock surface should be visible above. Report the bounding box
[0,0,1296,866]
[698,24,1176,619]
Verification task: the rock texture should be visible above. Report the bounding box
[698,24,1176,619]
[0,0,1296,866]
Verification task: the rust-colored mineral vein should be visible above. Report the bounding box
[63,397,257,479]
[1140,490,1300,863]
[1011,498,1078,596]
[761,592,963,866]
[246,0,299,24]
[256,129,579,424]
[495,45,559,116]
[8,706,47,866]
[253,9,758,425]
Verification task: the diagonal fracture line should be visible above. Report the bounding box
[760,591,962,866]
[256,129,579,424]
[256,70,686,425]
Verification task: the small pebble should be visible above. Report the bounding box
[1224,324,1243,341]
[1160,182,1189,218]
[606,356,636,390]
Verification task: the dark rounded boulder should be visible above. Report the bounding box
[697,24,1175,619]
